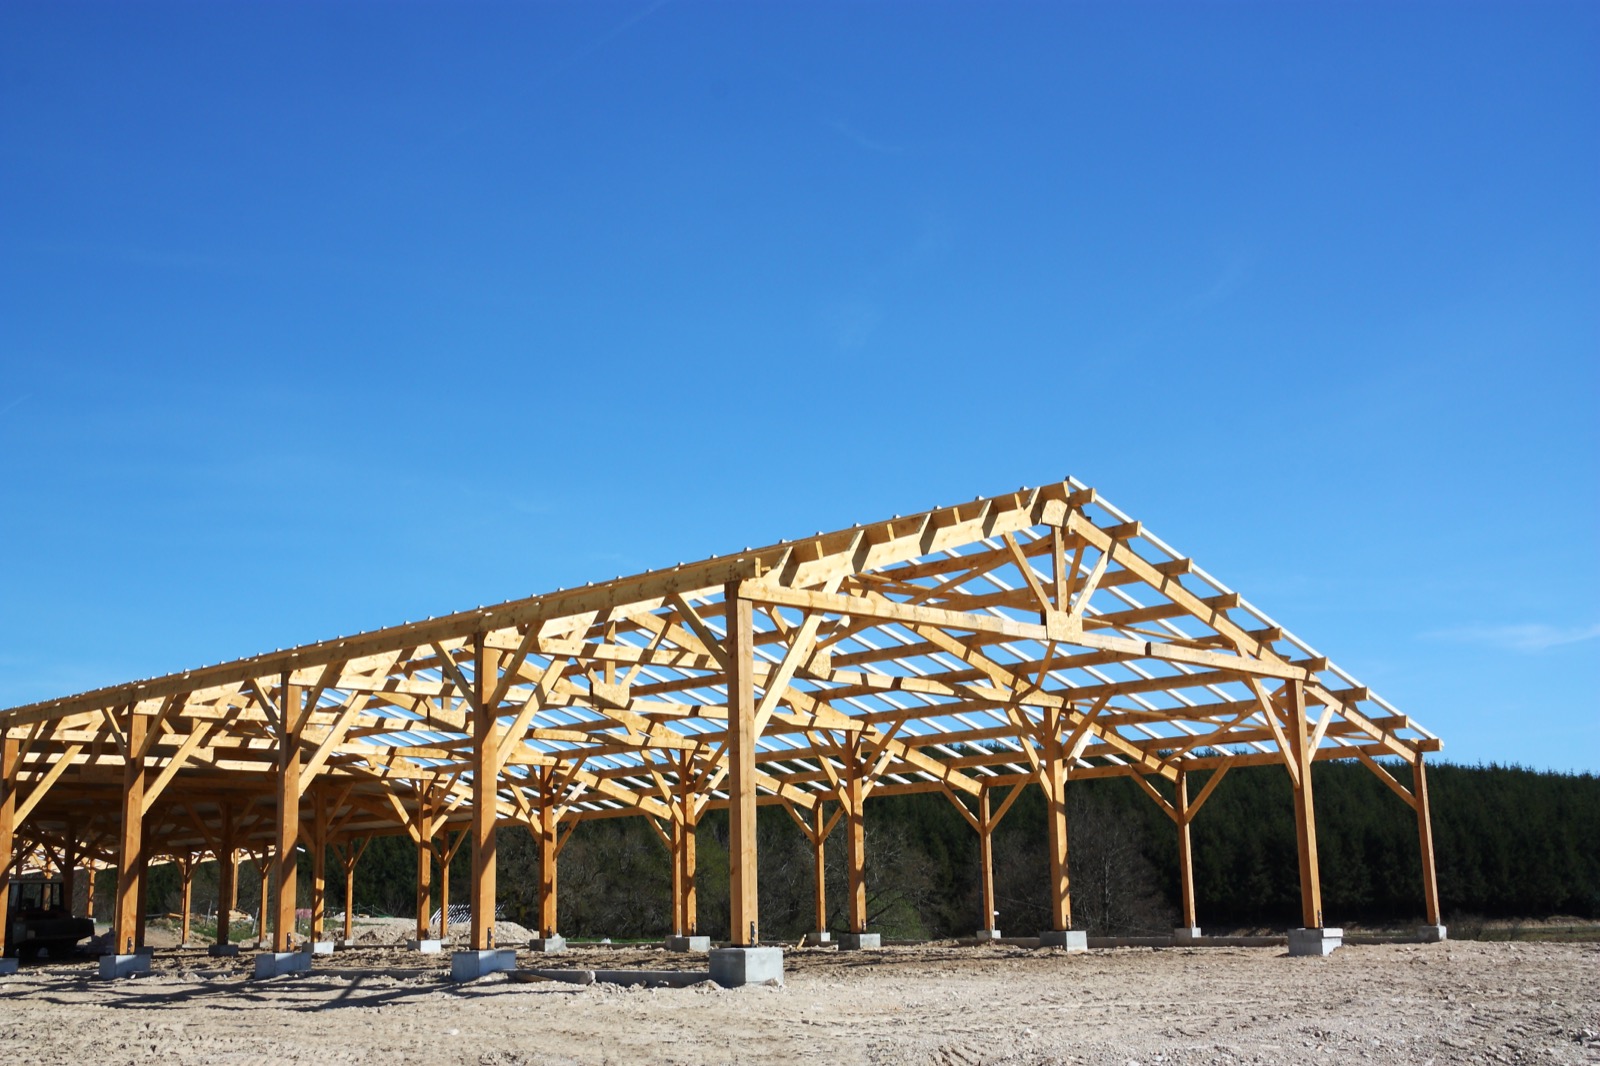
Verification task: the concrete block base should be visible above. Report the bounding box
[451,948,518,982]
[308,941,336,956]
[974,929,1003,941]
[527,935,567,953]
[709,946,784,987]
[253,951,311,978]
[664,935,711,952]
[337,939,361,950]
[1174,926,1203,945]
[1417,924,1448,943]
[407,939,444,954]
[838,932,881,950]
[1288,927,1343,956]
[0,958,18,975]
[1039,930,1088,952]
[804,931,832,946]
[207,944,240,957]
[98,953,153,979]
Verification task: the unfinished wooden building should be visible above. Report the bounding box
[0,480,1444,978]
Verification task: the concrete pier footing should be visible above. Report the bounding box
[0,958,18,975]
[838,932,881,950]
[451,948,518,982]
[664,935,710,952]
[708,946,784,987]
[207,944,240,957]
[973,929,1002,942]
[407,939,444,954]
[1173,926,1202,944]
[308,941,336,956]
[98,954,153,979]
[253,951,312,978]
[804,931,832,946]
[1288,927,1343,956]
[527,935,567,953]
[1039,930,1088,952]
[1417,924,1448,943]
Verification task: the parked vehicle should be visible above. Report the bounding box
[5,876,95,958]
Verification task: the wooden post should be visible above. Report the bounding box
[415,806,433,942]
[469,635,499,951]
[1414,754,1441,926]
[113,710,148,955]
[215,806,235,947]
[725,585,759,946]
[978,789,996,933]
[682,803,697,935]
[1286,681,1324,928]
[669,815,685,936]
[61,834,79,918]
[1042,711,1073,931]
[0,737,17,951]
[438,854,451,940]
[1176,769,1196,929]
[538,805,558,939]
[340,840,363,944]
[136,848,149,948]
[254,856,269,945]
[273,678,304,952]
[812,802,828,934]
[179,857,195,946]
[845,756,867,934]
[435,831,466,941]
[310,790,327,943]
[85,857,97,925]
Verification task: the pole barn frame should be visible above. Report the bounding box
[0,480,1443,955]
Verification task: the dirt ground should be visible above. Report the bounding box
[1,939,1595,1065]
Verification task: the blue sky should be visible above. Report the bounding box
[2,2,1595,771]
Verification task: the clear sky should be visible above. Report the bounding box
[2,2,1595,771]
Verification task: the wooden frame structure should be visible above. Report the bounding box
[0,480,1443,956]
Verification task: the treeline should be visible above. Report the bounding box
[135,761,1599,938]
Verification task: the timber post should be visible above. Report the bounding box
[1285,680,1324,928]
[178,855,195,946]
[669,815,685,936]
[414,798,433,942]
[725,584,759,946]
[253,851,270,945]
[309,789,328,944]
[680,784,697,935]
[468,633,500,951]
[0,737,16,951]
[813,802,828,935]
[1415,754,1441,927]
[978,788,996,934]
[1176,769,1196,930]
[845,747,867,935]
[113,707,148,955]
[272,677,305,953]
[339,838,366,944]
[215,805,236,947]
[538,803,558,940]
[1042,708,1073,932]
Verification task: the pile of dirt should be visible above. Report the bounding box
[347,917,535,946]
